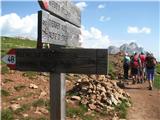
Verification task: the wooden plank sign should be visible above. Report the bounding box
[38,0,81,27]
[2,48,108,74]
[38,10,81,47]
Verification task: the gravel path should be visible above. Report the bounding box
[125,82,160,120]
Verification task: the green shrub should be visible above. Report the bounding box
[1,66,9,74]
[108,62,114,74]
[156,64,160,73]
[1,89,10,96]
[66,104,87,118]
[32,99,49,108]
[115,100,129,119]
[38,117,48,120]
[109,72,116,80]
[154,75,160,89]
[1,109,14,120]
[66,104,95,120]
[15,104,30,114]
[108,62,116,79]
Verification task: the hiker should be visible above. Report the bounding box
[145,53,157,90]
[130,54,134,79]
[123,52,130,79]
[139,51,146,83]
[130,52,141,84]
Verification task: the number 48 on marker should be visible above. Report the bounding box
[7,55,16,64]
[2,55,16,64]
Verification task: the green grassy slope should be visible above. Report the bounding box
[1,36,37,56]
[1,36,37,74]
[154,64,160,89]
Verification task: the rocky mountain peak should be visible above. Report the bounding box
[108,42,144,55]
[129,42,138,49]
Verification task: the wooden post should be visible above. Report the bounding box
[50,73,66,120]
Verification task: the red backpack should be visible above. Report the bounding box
[132,55,139,68]
[139,54,146,67]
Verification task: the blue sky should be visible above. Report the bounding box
[1,0,160,61]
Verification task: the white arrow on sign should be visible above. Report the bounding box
[2,55,16,64]
[1,49,16,70]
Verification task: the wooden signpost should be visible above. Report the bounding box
[2,0,108,120]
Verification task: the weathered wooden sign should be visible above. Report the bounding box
[2,48,108,74]
[38,0,81,27]
[38,10,81,47]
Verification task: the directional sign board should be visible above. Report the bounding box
[2,48,108,74]
[38,0,81,27]
[38,10,81,47]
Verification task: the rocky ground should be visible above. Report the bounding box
[1,71,50,119]
[1,70,130,120]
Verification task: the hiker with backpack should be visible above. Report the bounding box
[123,52,130,79]
[145,53,157,90]
[130,54,134,79]
[139,51,146,83]
[130,52,141,84]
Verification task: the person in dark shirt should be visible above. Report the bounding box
[145,53,157,90]
[123,52,130,79]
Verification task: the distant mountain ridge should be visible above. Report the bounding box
[108,42,144,55]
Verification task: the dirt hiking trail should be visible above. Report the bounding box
[125,82,160,120]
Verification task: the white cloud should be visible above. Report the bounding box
[127,26,151,34]
[98,4,105,9]
[80,26,111,48]
[75,2,87,11]
[140,27,151,34]
[0,13,37,39]
[99,16,111,22]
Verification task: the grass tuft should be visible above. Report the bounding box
[3,79,13,83]
[32,99,49,108]
[66,104,94,120]
[14,85,26,91]
[21,117,35,120]
[23,71,37,79]
[154,75,160,89]
[115,100,129,119]
[108,62,116,79]
[38,117,48,120]
[1,109,14,120]
[14,104,30,114]
[156,64,160,73]
[154,64,160,89]
[1,89,10,96]
[1,66,9,74]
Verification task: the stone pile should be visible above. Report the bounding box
[67,75,130,112]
